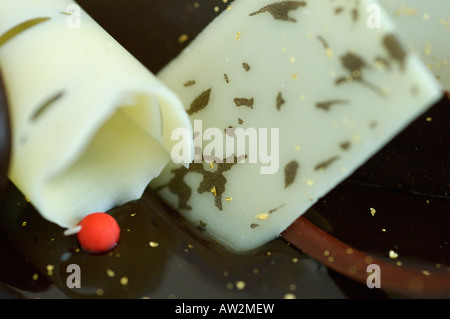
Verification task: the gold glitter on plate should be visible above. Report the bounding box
[389,250,399,259]
[120,277,128,286]
[149,241,159,248]
[178,34,189,44]
[235,281,246,290]
[106,269,115,277]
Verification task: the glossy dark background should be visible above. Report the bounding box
[0,0,448,299]
[0,69,10,197]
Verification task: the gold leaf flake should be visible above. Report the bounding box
[106,269,116,277]
[210,186,217,197]
[389,250,398,259]
[149,241,159,248]
[256,213,269,220]
[235,281,246,290]
[46,264,54,276]
[120,277,128,286]
[178,34,189,44]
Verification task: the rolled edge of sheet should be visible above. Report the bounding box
[0,0,193,228]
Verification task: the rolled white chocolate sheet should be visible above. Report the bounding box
[379,0,450,91]
[0,0,193,228]
[151,0,442,251]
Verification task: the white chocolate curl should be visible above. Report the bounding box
[152,0,442,251]
[0,0,193,228]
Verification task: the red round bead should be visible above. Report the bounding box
[77,212,120,253]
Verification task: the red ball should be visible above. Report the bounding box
[77,212,120,253]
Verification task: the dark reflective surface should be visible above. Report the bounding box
[0,0,448,299]
[1,181,388,299]
[0,67,10,197]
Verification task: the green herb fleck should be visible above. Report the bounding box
[234,98,254,109]
[284,160,299,188]
[186,88,211,115]
[31,91,64,121]
[249,1,307,23]
[0,17,51,49]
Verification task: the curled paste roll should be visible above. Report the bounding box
[0,0,193,228]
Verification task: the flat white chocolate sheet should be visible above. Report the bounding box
[0,0,192,228]
[379,0,450,91]
[152,0,442,251]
